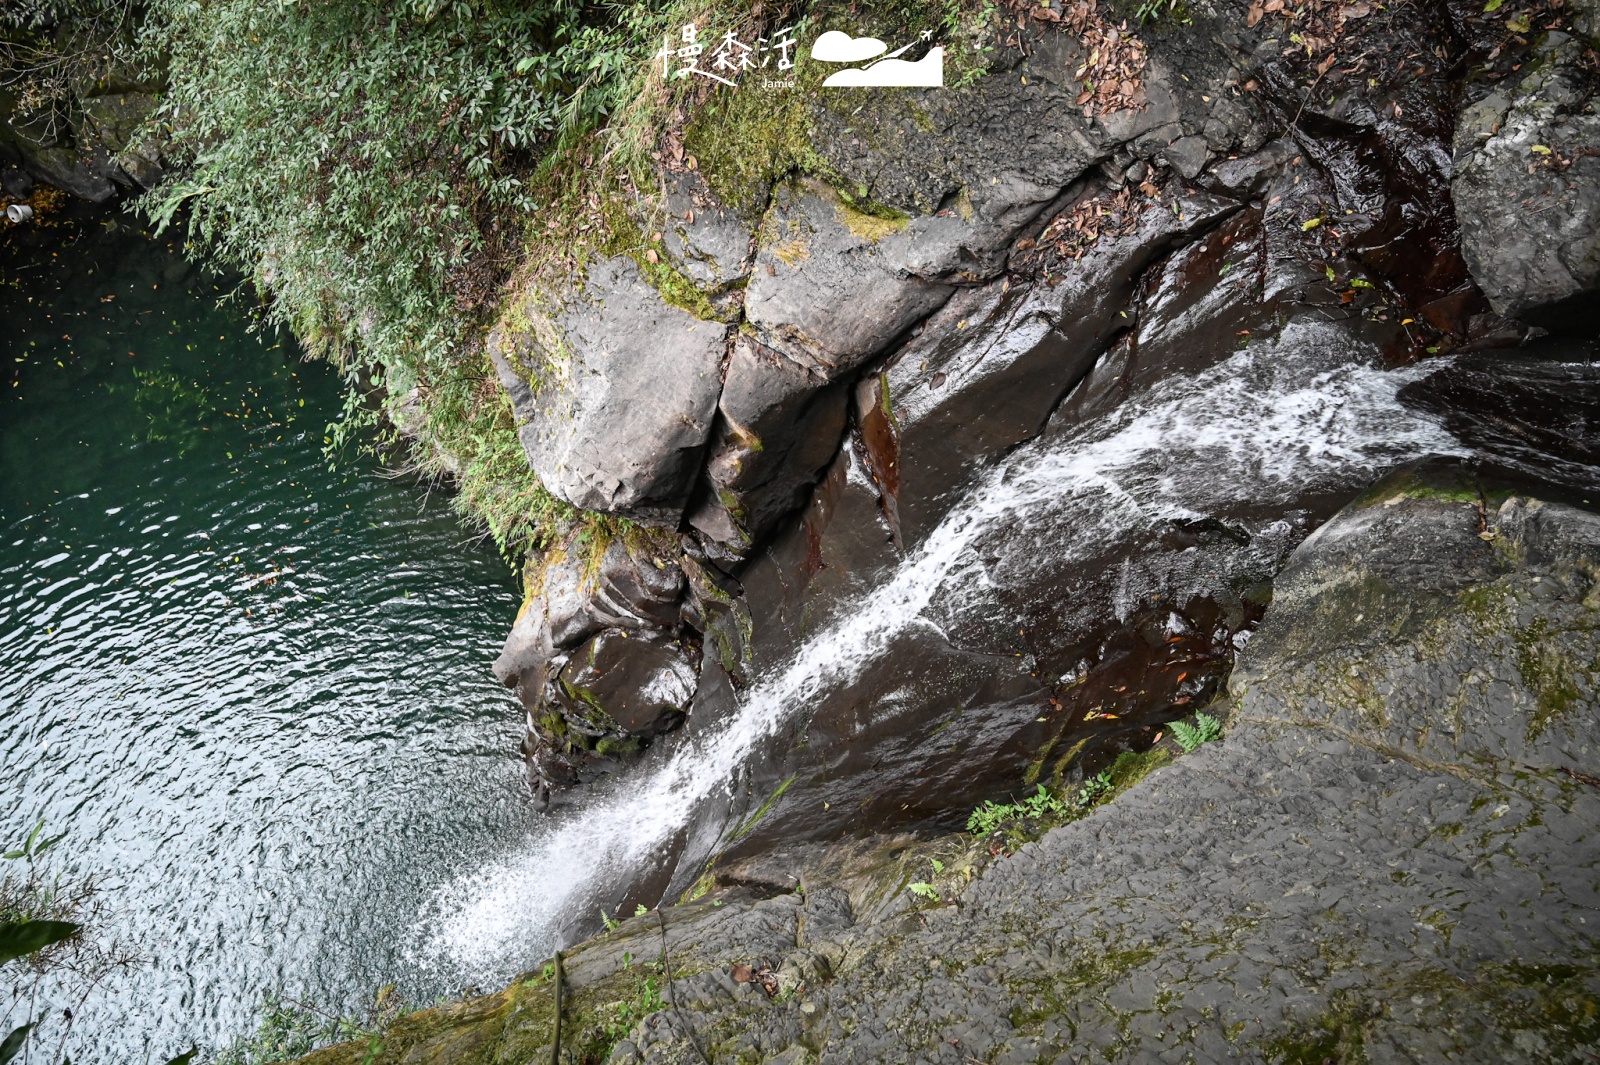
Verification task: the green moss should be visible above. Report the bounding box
[1261,1000,1372,1064]
[595,735,644,757]
[773,235,812,266]
[730,775,797,841]
[684,58,829,218]
[594,191,730,322]
[1352,467,1484,510]
[1007,941,1159,1032]
[1459,584,1511,629]
[1515,618,1584,741]
[678,870,717,905]
[1105,747,1173,793]
[835,197,909,242]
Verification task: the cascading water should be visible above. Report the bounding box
[414,326,1467,981]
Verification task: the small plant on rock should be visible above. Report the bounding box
[1074,769,1115,808]
[967,784,1074,835]
[1169,712,1223,752]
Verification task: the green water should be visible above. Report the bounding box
[1,210,533,1061]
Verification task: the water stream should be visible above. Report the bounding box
[1,214,532,1060]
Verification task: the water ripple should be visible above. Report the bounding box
[2,220,531,1061]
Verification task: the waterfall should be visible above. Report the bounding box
[413,326,1466,979]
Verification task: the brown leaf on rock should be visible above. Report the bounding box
[1030,0,1148,117]
[732,963,756,983]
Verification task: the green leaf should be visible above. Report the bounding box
[1302,217,1324,231]
[0,1023,33,1065]
[161,1048,198,1065]
[1505,14,1531,31]
[0,920,80,966]
[1529,144,1552,155]
[1349,278,1374,289]
[908,882,940,901]
[1483,0,1503,11]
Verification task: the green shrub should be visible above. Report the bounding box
[143,1,683,381]
[415,351,576,560]
[137,0,692,557]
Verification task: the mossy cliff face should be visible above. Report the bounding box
[296,458,1600,1063]
[488,0,1600,817]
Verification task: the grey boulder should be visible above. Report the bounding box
[488,255,729,520]
[1453,33,1600,332]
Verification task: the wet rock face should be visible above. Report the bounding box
[493,530,697,792]
[554,629,697,740]
[863,188,1242,549]
[494,0,1599,853]
[686,335,851,554]
[710,101,1479,852]
[1400,337,1600,493]
[1453,32,1600,332]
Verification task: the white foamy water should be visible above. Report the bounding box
[413,334,1464,978]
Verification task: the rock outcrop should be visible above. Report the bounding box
[1,72,166,201]
[491,0,1570,805]
[294,460,1600,1065]
[1452,31,1600,332]
[488,257,730,520]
